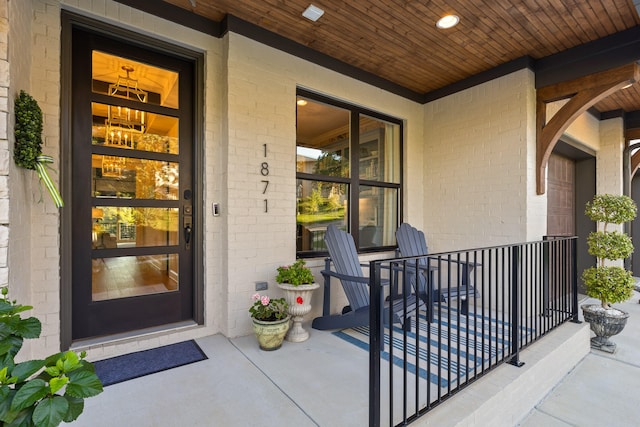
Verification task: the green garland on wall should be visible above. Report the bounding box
[14,90,42,170]
[14,90,64,207]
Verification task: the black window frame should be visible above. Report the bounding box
[296,88,403,257]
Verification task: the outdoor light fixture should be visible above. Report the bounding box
[297,99,308,106]
[436,14,460,29]
[302,4,325,22]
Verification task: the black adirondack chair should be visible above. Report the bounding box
[312,224,421,331]
[396,223,480,321]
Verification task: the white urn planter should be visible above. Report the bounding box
[277,282,320,342]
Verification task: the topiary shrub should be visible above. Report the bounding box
[581,194,637,308]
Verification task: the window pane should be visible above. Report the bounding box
[359,115,401,183]
[296,179,348,252]
[359,186,399,248]
[91,102,179,154]
[92,207,179,248]
[92,51,179,109]
[92,254,178,301]
[296,97,350,178]
[92,154,179,200]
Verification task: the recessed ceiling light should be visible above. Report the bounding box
[436,14,460,29]
[297,99,308,106]
[302,4,325,22]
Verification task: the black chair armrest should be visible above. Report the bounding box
[320,269,370,284]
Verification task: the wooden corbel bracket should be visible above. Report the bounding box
[536,63,640,195]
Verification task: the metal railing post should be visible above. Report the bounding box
[369,260,382,427]
[571,237,582,323]
[508,245,525,367]
[542,238,550,317]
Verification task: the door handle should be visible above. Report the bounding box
[184,213,192,250]
[184,224,192,244]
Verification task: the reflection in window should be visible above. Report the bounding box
[296,180,348,252]
[92,51,179,109]
[359,186,398,248]
[91,207,178,249]
[296,91,402,254]
[92,254,179,301]
[92,155,179,200]
[91,103,179,154]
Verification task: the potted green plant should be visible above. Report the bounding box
[0,287,103,426]
[581,194,637,353]
[275,260,319,342]
[249,293,290,351]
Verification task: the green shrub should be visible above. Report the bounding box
[0,287,103,426]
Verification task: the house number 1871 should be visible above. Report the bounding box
[261,144,269,213]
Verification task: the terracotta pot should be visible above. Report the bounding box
[252,316,290,351]
[277,282,320,342]
[581,304,629,353]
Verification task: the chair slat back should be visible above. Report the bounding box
[324,225,370,311]
[396,223,430,295]
[396,223,429,259]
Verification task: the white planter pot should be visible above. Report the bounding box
[277,282,320,342]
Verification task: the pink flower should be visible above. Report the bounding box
[251,293,260,301]
[296,296,304,304]
[261,295,270,306]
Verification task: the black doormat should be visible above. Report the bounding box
[94,340,207,386]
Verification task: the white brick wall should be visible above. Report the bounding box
[597,117,625,196]
[424,69,539,252]
[7,0,36,358]
[0,0,9,294]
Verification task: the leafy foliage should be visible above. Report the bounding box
[249,294,289,322]
[0,287,103,426]
[581,194,637,308]
[585,194,637,226]
[586,231,633,261]
[581,266,635,306]
[275,259,315,286]
[14,91,43,170]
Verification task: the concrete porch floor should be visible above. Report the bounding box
[70,292,640,427]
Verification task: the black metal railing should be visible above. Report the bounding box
[368,237,578,427]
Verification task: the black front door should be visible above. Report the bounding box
[70,28,196,339]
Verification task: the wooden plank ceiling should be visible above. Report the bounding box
[163,0,640,114]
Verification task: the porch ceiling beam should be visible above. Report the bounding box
[536,63,640,195]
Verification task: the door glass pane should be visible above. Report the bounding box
[92,154,179,200]
[359,186,398,248]
[92,254,179,301]
[91,103,179,154]
[92,51,179,109]
[92,207,178,248]
[296,179,348,252]
[359,115,400,183]
[296,97,350,178]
